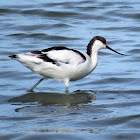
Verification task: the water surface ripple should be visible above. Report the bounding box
[0,0,140,140]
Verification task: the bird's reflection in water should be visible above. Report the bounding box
[9,90,96,106]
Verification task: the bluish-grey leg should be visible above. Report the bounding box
[64,79,70,94]
[65,87,69,94]
[28,77,45,92]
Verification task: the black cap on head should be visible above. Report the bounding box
[87,36,106,56]
[94,36,106,45]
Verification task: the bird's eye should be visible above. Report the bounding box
[101,38,106,44]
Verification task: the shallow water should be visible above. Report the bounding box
[0,0,140,139]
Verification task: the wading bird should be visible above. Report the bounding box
[9,36,126,93]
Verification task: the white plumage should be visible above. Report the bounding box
[9,36,125,93]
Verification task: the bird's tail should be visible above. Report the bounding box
[9,55,18,59]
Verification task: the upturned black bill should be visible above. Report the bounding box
[106,46,127,56]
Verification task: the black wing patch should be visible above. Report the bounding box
[42,46,67,52]
[42,46,86,61]
[31,50,56,64]
[31,46,86,66]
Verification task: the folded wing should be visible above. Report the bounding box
[31,46,86,66]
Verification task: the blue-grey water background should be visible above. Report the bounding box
[0,0,140,139]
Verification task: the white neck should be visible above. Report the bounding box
[90,48,98,68]
[87,39,106,70]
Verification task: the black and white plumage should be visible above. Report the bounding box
[9,36,126,93]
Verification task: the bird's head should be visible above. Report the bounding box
[87,36,127,56]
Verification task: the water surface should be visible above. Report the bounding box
[0,0,140,139]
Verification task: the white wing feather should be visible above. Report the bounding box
[44,49,85,65]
